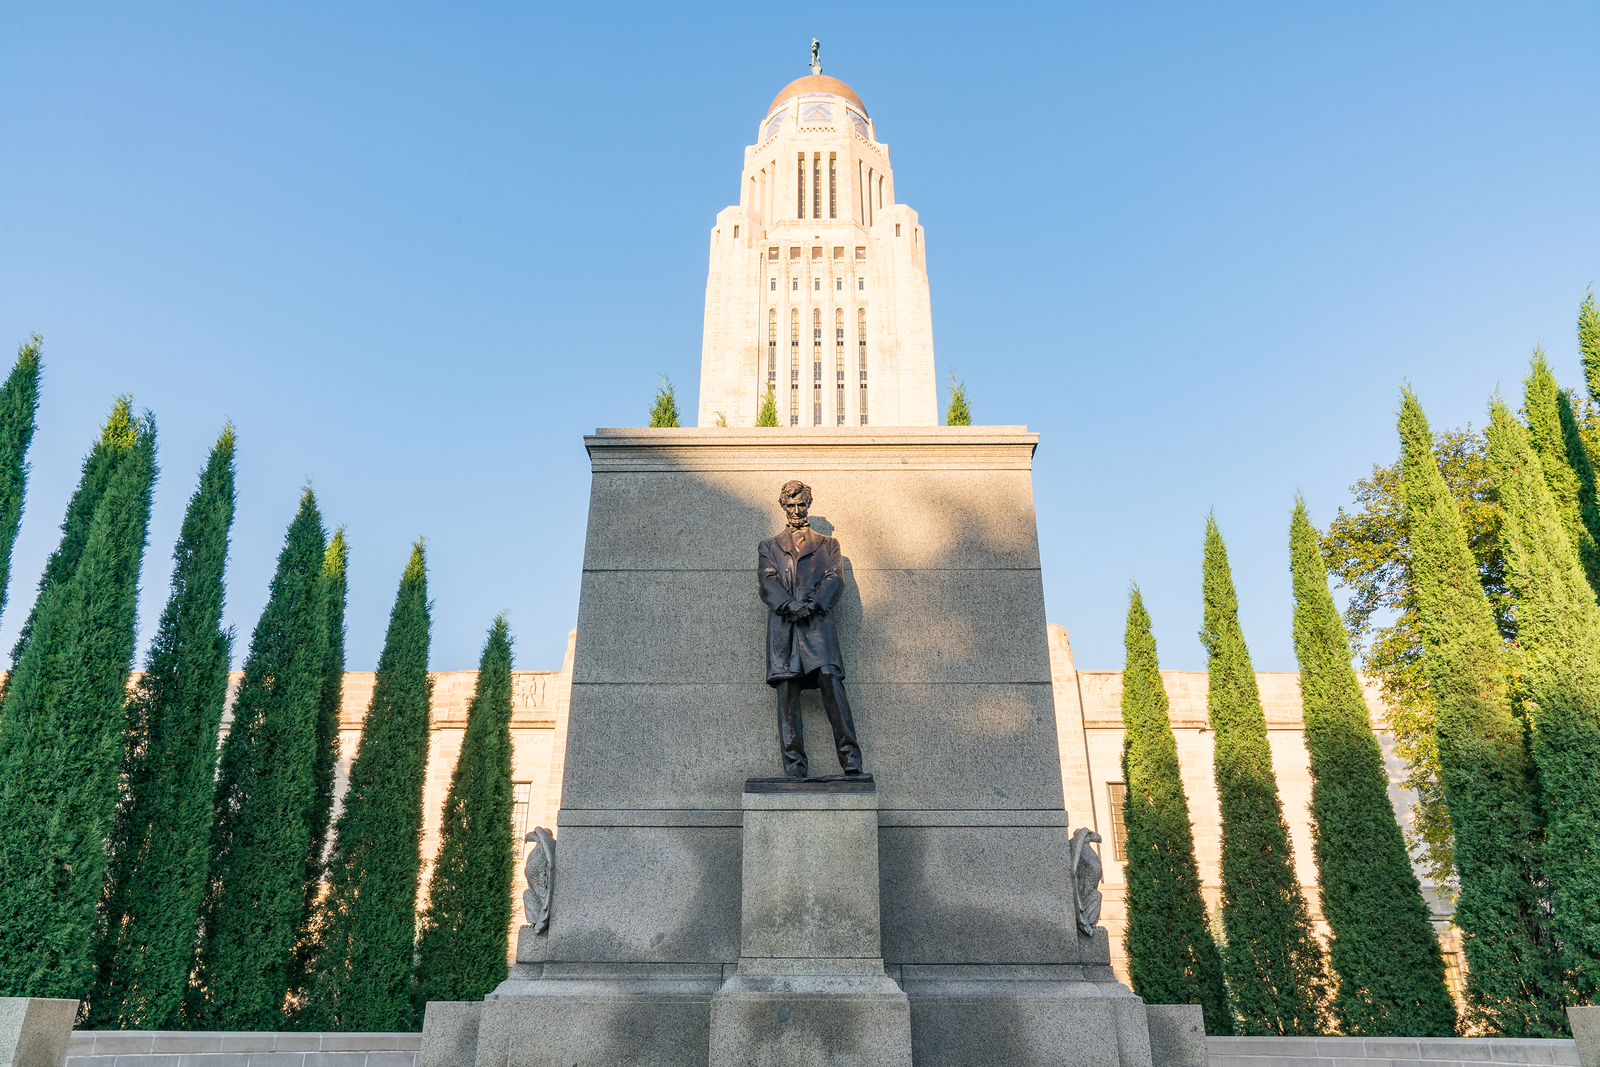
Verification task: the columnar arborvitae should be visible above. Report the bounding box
[1485,397,1600,1004]
[1523,351,1600,596]
[756,384,780,427]
[0,336,42,626]
[1398,389,1566,1035]
[1289,498,1456,1036]
[88,427,236,1028]
[1579,288,1600,405]
[10,396,139,667]
[0,407,156,999]
[303,541,433,1031]
[188,492,328,1029]
[1201,516,1328,1035]
[1120,586,1233,1035]
[945,374,971,426]
[288,529,348,1000]
[414,615,515,1010]
[649,377,679,427]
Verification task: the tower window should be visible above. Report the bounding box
[857,307,868,425]
[789,246,800,260]
[895,223,902,236]
[855,246,866,260]
[797,154,805,219]
[858,278,865,291]
[733,225,740,238]
[792,279,799,291]
[835,308,845,425]
[833,247,844,260]
[768,308,777,392]
[836,278,842,291]
[812,153,821,221]
[812,246,822,260]
[829,154,837,219]
[790,308,800,426]
[812,307,823,426]
[770,279,776,291]
[769,247,779,260]
[814,278,821,291]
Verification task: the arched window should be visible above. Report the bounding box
[767,308,777,396]
[835,308,845,425]
[812,307,823,426]
[790,308,800,425]
[857,308,868,425]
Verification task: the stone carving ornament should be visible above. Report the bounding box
[523,826,555,933]
[1069,827,1103,937]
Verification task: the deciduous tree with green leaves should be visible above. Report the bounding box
[1290,498,1455,1036]
[302,542,433,1032]
[1202,515,1328,1036]
[414,615,515,1010]
[1398,388,1565,1036]
[0,336,42,627]
[1120,585,1232,1035]
[1485,396,1600,1003]
[0,405,157,999]
[188,492,329,1029]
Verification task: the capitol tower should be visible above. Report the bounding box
[697,60,938,428]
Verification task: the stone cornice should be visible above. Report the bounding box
[583,426,1039,472]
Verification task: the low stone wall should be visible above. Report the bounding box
[64,1031,420,1067]
[1209,1036,1580,1067]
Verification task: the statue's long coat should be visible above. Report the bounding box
[758,526,846,686]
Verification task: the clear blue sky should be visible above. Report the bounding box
[2,2,1597,674]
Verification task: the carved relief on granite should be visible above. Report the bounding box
[1069,827,1103,937]
[523,826,555,932]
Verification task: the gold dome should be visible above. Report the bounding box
[767,75,867,117]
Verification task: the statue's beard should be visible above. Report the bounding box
[787,515,810,528]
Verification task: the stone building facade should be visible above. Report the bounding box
[308,622,1458,999]
[696,73,937,429]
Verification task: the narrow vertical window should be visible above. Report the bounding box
[829,154,837,219]
[857,160,865,223]
[812,307,822,426]
[878,176,883,209]
[797,153,806,219]
[835,308,845,425]
[1106,784,1129,860]
[857,307,868,425]
[866,167,874,226]
[767,308,777,393]
[812,153,821,222]
[733,224,740,238]
[790,308,800,425]
[512,783,532,857]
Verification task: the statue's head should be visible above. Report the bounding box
[779,480,812,527]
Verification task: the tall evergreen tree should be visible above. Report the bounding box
[756,383,780,427]
[1398,388,1566,1036]
[1522,351,1600,596]
[89,427,237,1028]
[945,374,971,426]
[1289,498,1456,1036]
[649,377,679,427]
[1579,288,1600,406]
[0,408,157,999]
[1201,515,1328,1035]
[188,492,328,1029]
[1485,397,1600,1003]
[288,529,348,1001]
[1120,586,1233,1035]
[10,396,139,668]
[303,541,433,1032]
[0,336,42,627]
[414,615,515,1010]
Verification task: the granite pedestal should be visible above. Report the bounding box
[463,428,1154,1067]
[0,998,77,1067]
[708,782,912,1067]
